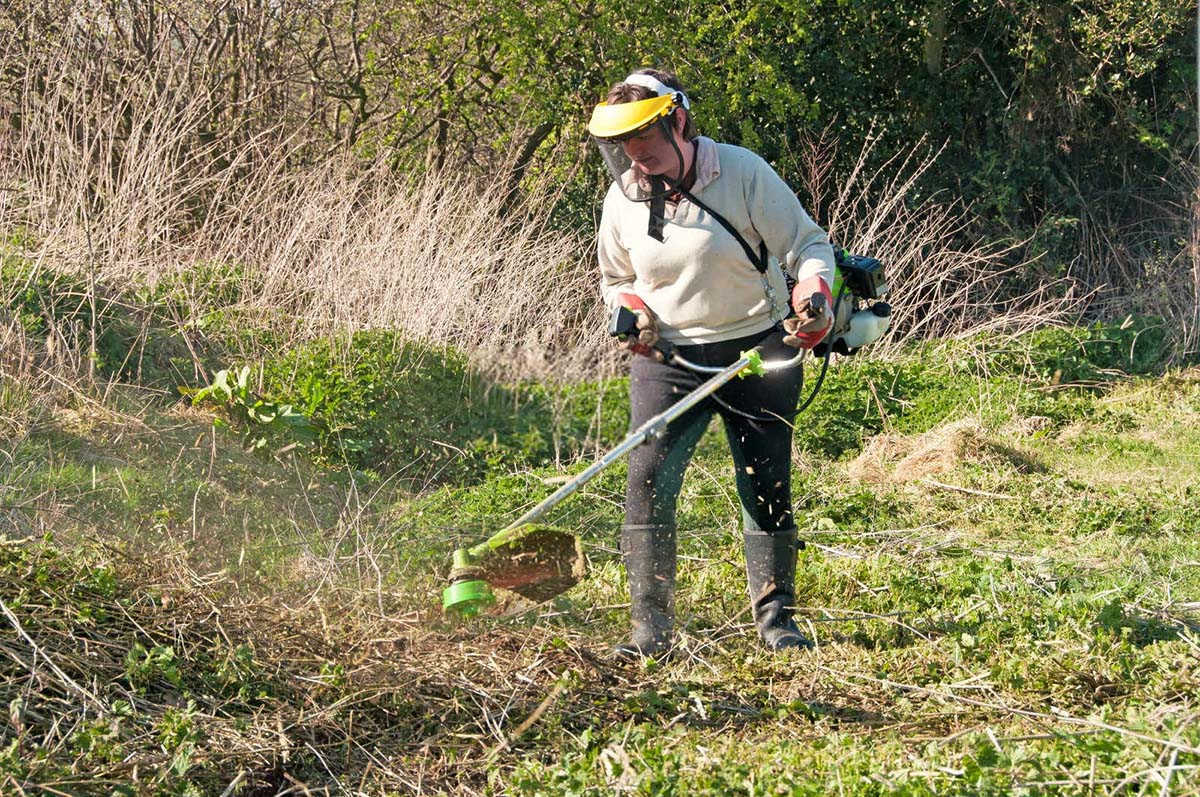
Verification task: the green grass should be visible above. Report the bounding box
[2,312,1198,793]
[257,329,629,486]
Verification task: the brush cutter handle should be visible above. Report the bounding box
[610,304,803,373]
[783,282,834,350]
[669,347,805,374]
[609,304,676,361]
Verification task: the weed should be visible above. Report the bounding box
[208,643,272,703]
[71,718,125,765]
[124,642,183,691]
[184,365,319,453]
[995,320,1171,381]
[1,254,211,386]
[156,701,203,777]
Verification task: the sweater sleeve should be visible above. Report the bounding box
[596,186,636,311]
[743,152,835,289]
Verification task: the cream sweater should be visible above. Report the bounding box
[597,138,835,344]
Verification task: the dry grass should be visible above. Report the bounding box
[848,418,1046,484]
[0,538,918,793]
[792,126,1087,351]
[0,319,83,459]
[4,528,1196,794]
[214,159,612,381]
[0,538,556,793]
[1071,160,1200,361]
[1,50,614,387]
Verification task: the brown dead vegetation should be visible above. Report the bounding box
[848,418,1046,484]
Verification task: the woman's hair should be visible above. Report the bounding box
[605,68,697,140]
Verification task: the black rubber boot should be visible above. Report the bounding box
[744,528,814,651]
[612,525,676,661]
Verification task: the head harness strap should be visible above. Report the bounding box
[623,74,690,110]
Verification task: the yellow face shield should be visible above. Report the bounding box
[588,94,677,140]
[589,93,687,203]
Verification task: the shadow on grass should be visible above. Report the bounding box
[255,330,629,491]
[1098,601,1198,647]
[548,679,888,734]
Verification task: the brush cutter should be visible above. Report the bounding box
[441,303,817,617]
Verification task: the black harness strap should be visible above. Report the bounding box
[647,176,667,242]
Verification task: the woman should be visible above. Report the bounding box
[588,69,836,659]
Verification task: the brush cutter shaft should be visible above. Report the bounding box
[500,353,756,533]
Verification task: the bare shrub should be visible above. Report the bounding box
[791,126,1086,353]
[1071,158,1200,362]
[5,34,1161,406]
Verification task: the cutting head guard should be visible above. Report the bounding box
[589,72,692,202]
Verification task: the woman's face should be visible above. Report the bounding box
[621,112,687,179]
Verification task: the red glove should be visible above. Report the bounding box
[617,293,663,361]
[781,277,833,349]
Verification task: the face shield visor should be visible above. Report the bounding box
[589,93,687,203]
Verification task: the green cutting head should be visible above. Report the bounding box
[442,577,495,616]
[440,526,586,615]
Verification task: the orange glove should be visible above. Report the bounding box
[616,293,664,361]
[782,277,833,349]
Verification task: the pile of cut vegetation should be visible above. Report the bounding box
[848,418,1046,483]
